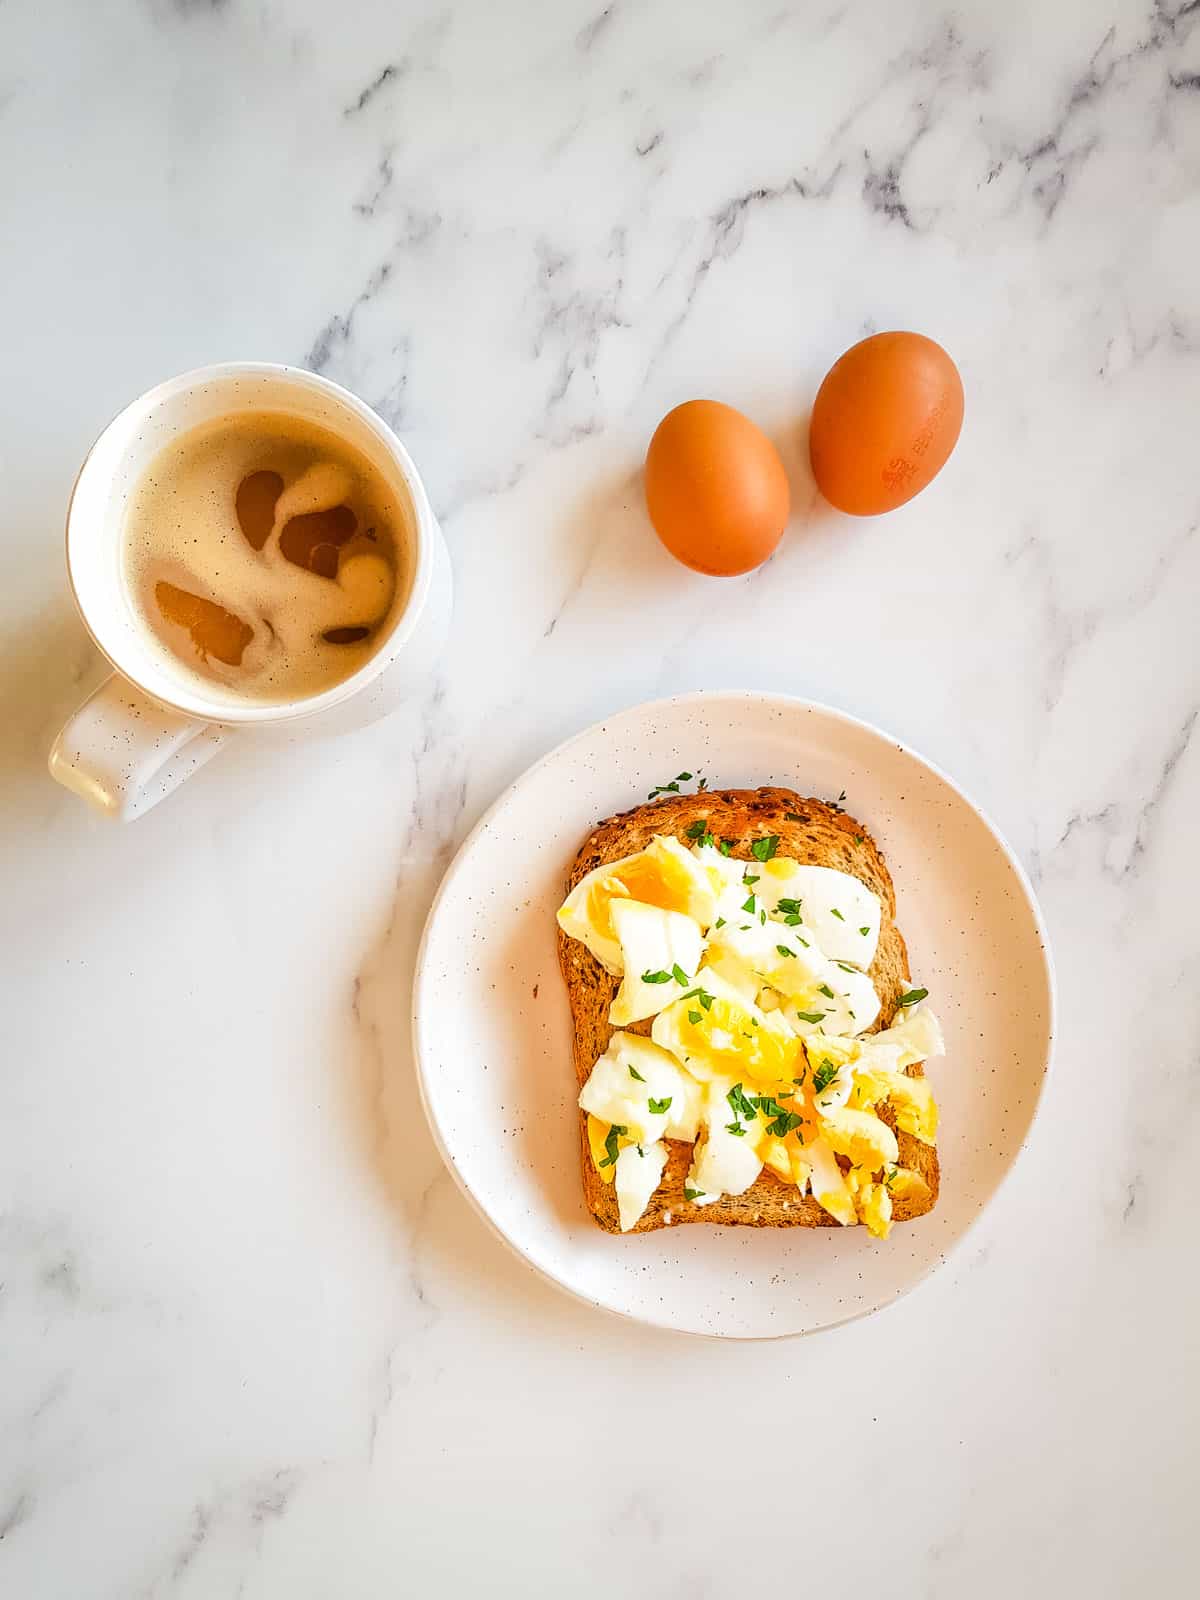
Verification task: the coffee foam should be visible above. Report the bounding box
[122,411,405,703]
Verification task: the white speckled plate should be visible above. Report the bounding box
[412,692,1054,1339]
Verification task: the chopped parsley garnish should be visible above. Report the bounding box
[818,983,836,999]
[715,916,726,929]
[760,910,766,925]
[796,933,810,946]
[811,1060,840,1095]
[741,894,757,914]
[725,1120,747,1137]
[744,873,759,886]
[628,1064,646,1082]
[599,1124,627,1168]
[648,780,680,799]
[679,987,714,1010]
[670,963,691,986]
[793,1069,807,1086]
[785,811,804,822]
[726,1083,758,1122]
[898,987,929,1007]
[794,1011,825,1024]
[827,790,847,813]
[834,960,859,973]
[718,838,734,856]
[767,1110,804,1138]
[854,834,865,845]
[777,898,803,917]
[698,776,708,791]
[684,1186,704,1200]
[830,907,845,921]
[859,926,870,936]
[647,1096,672,1115]
[685,818,715,849]
[752,1093,786,1118]
[676,771,692,782]
[750,835,779,862]
[883,1166,899,1189]
[753,1094,804,1138]
[776,944,793,959]
[642,969,672,984]
[687,1010,701,1024]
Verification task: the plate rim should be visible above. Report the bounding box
[411,689,1057,1341]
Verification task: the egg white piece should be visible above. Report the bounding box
[757,860,881,967]
[693,842,752,930]
[555,851,643,974]
[707,916,826,998]
[555,835,719,976]
[775,956,880,1038]
[585,1032,704,1143]
[805,1134,856,1226]
[608,899,704,1027]
[700,946,760,1007]
[614,1140,669,1232]
[579,1035,675,1144]
[686,1078,765,1200]
[692,841,747,901]
[859,1003,944,1069]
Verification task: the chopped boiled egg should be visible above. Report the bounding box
[819,1105,899,1170]
[856,1180,893,1239]
[763,1139,792,1181]
[686,1077,765,1199]
[777,962,879,1038]
[805,1135,856,1226]
[885,1165,932,1203]
[651,965,802,1090]
[796,1032,860,1109]
[761,1136,812,1191]
[556,834,718,973]
[702,945,761,1007]
[578,1031,692,1144]
[614,1140,669,1231]
[757,860,881,966]
[586,1113,617,1183]
[856,1003,945,1071]
[607,899,704,1026]
[707,916,827,997]
[851,1065,937,1142]
[692,841,747,903]
[883,1072,938,1143]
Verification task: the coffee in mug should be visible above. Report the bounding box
[122,410,405,703]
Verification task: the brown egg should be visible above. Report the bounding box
[809,332,964,516]
[645,400,790,576]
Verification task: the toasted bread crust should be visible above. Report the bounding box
[556,788,939,1233]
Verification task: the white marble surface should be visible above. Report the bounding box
[2,0,1198,1593]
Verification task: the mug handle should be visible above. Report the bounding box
[49,676,227,821]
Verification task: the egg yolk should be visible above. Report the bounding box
[586,853,698,941]
[673,995,802,1088]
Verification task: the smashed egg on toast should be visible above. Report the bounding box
[556,787,944,1236]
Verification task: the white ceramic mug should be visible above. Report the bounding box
[49,363,452,820]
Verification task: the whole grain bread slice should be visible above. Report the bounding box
[556,786,939,1233]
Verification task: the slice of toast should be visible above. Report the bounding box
[556,786,939,1233]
